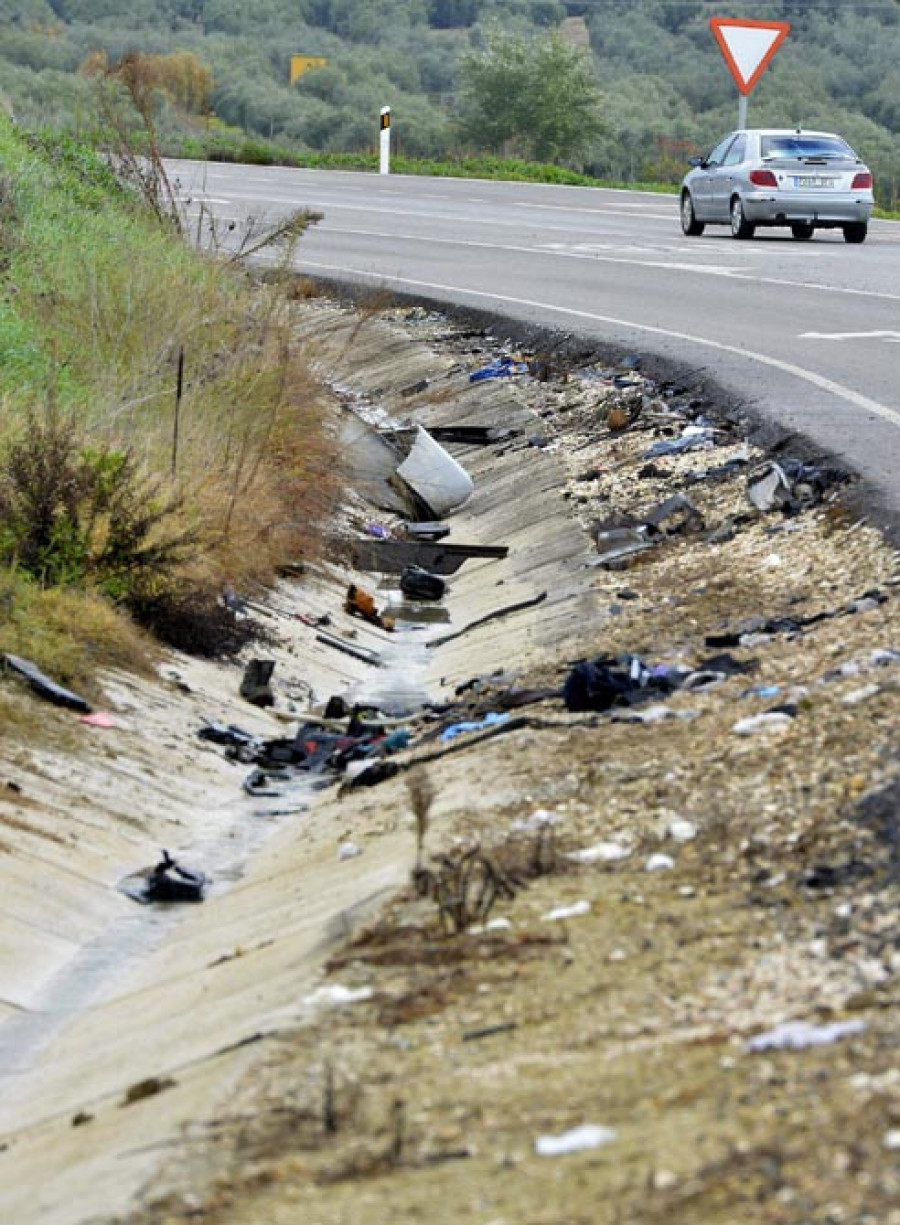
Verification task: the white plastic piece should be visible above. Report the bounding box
[645,853,675,872]
[395,426,474,516]
[745,1019,867,1052]
[732,712,793,736]
[535,1123,617,1157]
[542,899,591,922]
[842,683,879,705]
[568,841,631,864]
[338,842,363,861]
[306,983,373,1007]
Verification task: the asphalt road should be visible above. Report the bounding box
[170,161,900,528]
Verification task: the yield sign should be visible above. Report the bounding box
[710,17,790,95]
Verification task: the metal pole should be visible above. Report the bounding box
[379,107,391,175]
[738,94,748,130]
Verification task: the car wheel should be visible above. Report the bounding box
[843,222,867,244]
[730,196,755,240]
[680,192,704,236]
[791,223,814,240]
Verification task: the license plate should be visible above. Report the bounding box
[793,175,835,188]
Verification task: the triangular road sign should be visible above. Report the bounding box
[710,17,790,95]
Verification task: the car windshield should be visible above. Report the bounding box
[761,134,854,160]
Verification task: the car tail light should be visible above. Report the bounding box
[749,170,778,187]
[851,171,873,190]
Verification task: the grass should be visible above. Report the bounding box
[0,569,155,697]
[0,116,340,730]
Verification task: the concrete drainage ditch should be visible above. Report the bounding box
[0,298,897,1225]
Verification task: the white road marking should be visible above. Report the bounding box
[801,330,900,342]
[513,201,675,221]
[309,225,900,302]
[298,258,900,431]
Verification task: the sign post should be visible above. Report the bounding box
[379,106,391,175]
[709,17,790,128]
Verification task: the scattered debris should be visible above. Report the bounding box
[119,851,207,905]
[667,818,698,842]
[394,425,474,516]
[240,658,275,708]
[121,1076,177,1106]
[315,629,384,667]
[2,653,91,713]
[643,425,715,458]
[78,711,118,729]
[542,899,591,921]
[345,583,393,629]
[349,538,509,576]
[645,853,675,872]
[463,1021,518,1042]
[535,1123,617,1156]
[469,354,529,382]
[399,566,446,602]
[428,425,520,445]
[427,591,548,650]
[745,1019,867,1052]
[305,984,374,1008]
[732,711,795,736]
[567,841,632,864]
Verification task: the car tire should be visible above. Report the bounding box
[730,196,755,240]
[680,192,704,236]
[843,222,867,244]
[791,223,814,240]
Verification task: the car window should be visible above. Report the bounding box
[722,135,747,167]
[705,134,737,167]
[761,134,855,160]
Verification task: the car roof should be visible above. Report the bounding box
[742,129,845,138]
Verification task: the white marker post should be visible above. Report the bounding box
[379,106,391,175]
[709,17,790,128]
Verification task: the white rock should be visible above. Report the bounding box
[535,1123,617,1157]
[542,900,591,922]
[667,817,697,842]
[883,1130,900,1151]
[337,842,363,861]
[645,853,675,872]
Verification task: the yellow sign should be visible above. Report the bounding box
[290,55,327,85]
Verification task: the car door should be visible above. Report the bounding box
[709,133,748,220]
[691,133,738,219]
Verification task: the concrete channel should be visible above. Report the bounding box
[0,302,604,1223]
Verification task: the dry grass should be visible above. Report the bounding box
[0,570,156,699]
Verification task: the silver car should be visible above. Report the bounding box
[680,128,874,243]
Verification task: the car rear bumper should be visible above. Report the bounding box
[743,191,873,226]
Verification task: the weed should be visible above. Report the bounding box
[0,116,339,686]
[0,410,196,601]
[405,768,435,872]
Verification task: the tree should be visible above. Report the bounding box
[458,28,602,164]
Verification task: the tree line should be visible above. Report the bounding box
[1,1,898,202]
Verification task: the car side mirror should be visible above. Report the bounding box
[688,155,705,168]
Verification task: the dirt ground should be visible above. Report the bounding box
[121,306,900,1225]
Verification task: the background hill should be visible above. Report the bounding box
[1,1,898,200]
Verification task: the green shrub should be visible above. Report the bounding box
[0,410,196,601]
